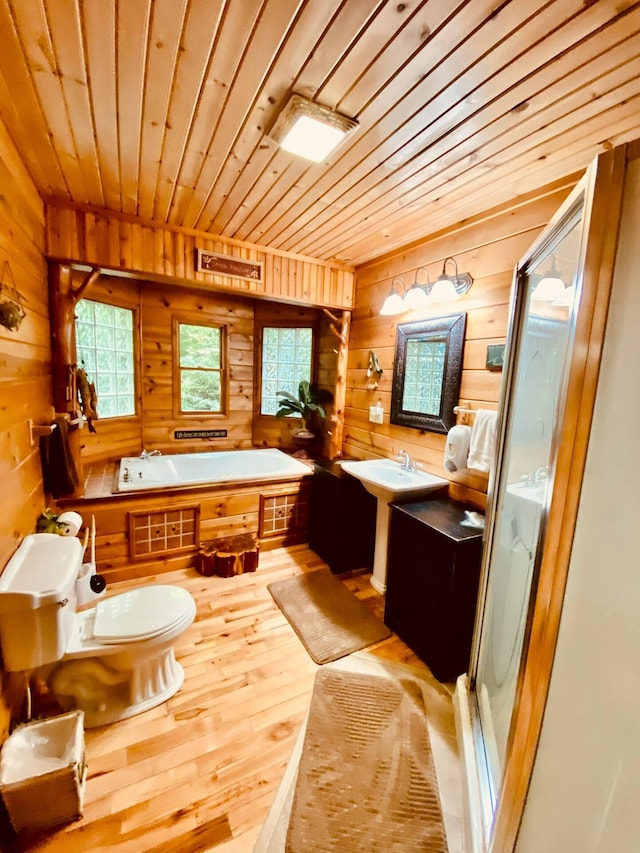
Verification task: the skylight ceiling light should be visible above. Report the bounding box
[268,94,358,163]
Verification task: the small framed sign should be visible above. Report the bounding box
[486,344,505,371]
[174,429,228,440]
[194,249,263,283]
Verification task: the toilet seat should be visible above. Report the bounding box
[93,585,194,644]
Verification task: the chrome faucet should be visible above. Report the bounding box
[139,449,162,459]
[523,466,549,486]
[533,466,549,483]
[397,449,412,470]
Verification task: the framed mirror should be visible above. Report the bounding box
[390,313,466,434]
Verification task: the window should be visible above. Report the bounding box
[176,321,224,413]
[75,299,135,418]
[261,326,313,416]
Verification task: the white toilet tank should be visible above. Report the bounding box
[0,533,82,671]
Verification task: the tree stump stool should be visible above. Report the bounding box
[197,533,259,578]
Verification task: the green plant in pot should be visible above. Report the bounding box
[275,380,332,438]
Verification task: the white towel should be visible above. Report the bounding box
[467,410,497,472]
[444,424,472,472]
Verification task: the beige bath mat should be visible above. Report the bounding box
[267,570,390,664]
[285,666,449,852]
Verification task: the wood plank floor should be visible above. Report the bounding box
[5,545,464,852]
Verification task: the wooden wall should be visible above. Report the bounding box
[46,202,355,310]
[252,301,330,453]
[78,275,257,464]
[76,275,343,465]
[344,179,578,508]
[0,117,50,567]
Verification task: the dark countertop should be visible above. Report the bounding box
[389,497,485,543]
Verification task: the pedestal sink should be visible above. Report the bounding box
[340,459,448,593]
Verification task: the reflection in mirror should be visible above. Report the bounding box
[390,313,466,434]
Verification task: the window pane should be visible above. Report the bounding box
[177,322,223,413]
[75,299,135,419]
[261,326,312,416]
[180,369,221,411]
[179,323,220,369]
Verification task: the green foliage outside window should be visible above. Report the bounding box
[178,323,222,412]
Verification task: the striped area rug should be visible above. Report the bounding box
[285,667,449,852]
[267,570,390,665]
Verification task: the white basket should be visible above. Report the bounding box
[0,710,86,833]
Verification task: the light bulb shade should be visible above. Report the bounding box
[552,283,576,306]
[404,285,431,310]
[268,95,358,162]
[532,275,565,302]
[430,277,459,303]
[379,291,407,315]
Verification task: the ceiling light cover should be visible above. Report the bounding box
[268,95,358,162]
[429,278,459,303]
[404,284,431,310]
[532,275,565,302]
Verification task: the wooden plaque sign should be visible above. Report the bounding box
[194,249,263,282]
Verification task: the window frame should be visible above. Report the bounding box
[172,315,227,418]
[257,321,317,418]
[74,296,139,422]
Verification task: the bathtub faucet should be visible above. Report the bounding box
[140,449,162,459]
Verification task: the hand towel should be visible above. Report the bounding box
[467,409,497,472]
[444,424,472,472]
[40,414,80,498]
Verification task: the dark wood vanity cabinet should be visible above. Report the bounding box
[384,498,484,682]
[308,460,377,573]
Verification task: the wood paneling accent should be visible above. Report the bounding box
[58,468,311,583]
[46,202,354,310]
[74,277,256,465]
[72,272,142,465]
[0,116,49,567]
[128,506,200,562]
[343,181,576,508]
[69,277,342,466]
[1,2,638,266]
[259,485,310,546]
[140,284,255,454]
[252,301,330,452]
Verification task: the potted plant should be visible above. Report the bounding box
[275,380,332,439]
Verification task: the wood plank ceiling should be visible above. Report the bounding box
[1,0,639,267]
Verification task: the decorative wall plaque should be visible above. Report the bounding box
[174,429,228,440]
[486,344,505,371]
[194,249,263,282]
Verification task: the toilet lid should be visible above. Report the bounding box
[93,585,194,642]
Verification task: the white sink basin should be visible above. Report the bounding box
[505,480,549,552]
[340,459,448,501]
[339,459,448,594]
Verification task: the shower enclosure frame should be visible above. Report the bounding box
[456,144,628,853]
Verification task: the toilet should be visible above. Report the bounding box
[0,533,196,728]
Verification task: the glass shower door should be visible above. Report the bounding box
[471,200,584,807]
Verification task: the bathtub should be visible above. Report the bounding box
[116,448,312,492]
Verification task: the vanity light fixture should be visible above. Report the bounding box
[552,283,576,307]
[268,94,358,163]
[404,267,431,311]
[430,257,473,303]
[531,257,565,302]
[379,257,473,315]
[379,277,408,316]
